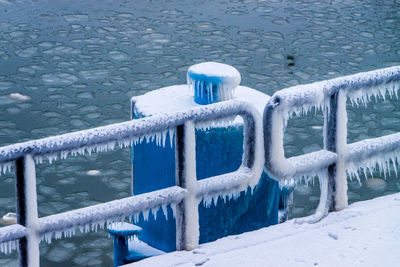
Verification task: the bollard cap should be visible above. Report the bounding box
[187,62,241,105]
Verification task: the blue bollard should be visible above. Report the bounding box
[131,62,282,253]
[187,62,241,105]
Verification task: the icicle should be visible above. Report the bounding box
[161,204,168,219]
[212,195,219,206]
[171,203,177,218]
[133,212,140,223]
[201,195,213,208]
[151,206,160,220]
[168,128,175,148]
[0,240,17,254]
[0,162,12,175]
[142,209,150,221]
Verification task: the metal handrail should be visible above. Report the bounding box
[264,66,400,223]
[0,99,263,266]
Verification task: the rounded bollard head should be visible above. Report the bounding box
[187,62,241,105]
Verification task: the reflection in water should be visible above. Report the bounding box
[0,0,399,265]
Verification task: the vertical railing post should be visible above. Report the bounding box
[175,121,199,251]
[15,154,40,267]
[325,90,348,212]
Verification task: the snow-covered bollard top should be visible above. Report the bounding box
[187,62,241,105]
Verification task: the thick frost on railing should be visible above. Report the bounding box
[264,65,400,223]
[38,187,186,243]
[0,99,263,266]
[0,224,27,254]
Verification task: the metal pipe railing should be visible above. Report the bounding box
[0,99,263,266]
[264,65,400,222]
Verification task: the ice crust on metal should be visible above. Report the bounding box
[264,65,400,222]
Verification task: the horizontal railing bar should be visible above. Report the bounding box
[347,133,400,163]
[38,186,186,236]
[270,66,400,111]
[196,168,253,198]
[0,224,27,243]
[287,150,337,178]
[0,100,254,163]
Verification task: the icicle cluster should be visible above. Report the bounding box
[0,162,12,175]
[39,202,178,244]
[36,185,184,245]
[0,224,27,254]
[188,78,236,102]
[266,66,400,220]
[187,62,241,103]
[201,190,242,208]
[346,151,400,183]
[273,65,400,120]
[195,116,238,131]
[0,240,17,254]
[0,129,176,177]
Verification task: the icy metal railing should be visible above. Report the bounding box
[264,66,400,223]
[0,99,263,266]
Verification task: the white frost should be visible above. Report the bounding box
[25,154,40,266]
[182,120,199,250]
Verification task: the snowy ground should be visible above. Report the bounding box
[126,193,400,267]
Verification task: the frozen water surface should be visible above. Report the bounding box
[0,0,400,265]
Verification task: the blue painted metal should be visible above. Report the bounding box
[107,223,142,267]
[190,76,220,104]
[133,125,281,252]
[188,62,240,105]
[132,64,281,252]
[0,99,262,266]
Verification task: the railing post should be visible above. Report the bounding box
[15,154,40,267]
[175,121,199,251]
[325,90,348,211]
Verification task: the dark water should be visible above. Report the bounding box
[0,0,399,265]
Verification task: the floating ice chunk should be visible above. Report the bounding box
[42,72,78,86]
[63,14,89,22]
[79,69,109,80]
[15,47,37,58]
[365,178,387,191]
[86,170,101,176]
[8,93,31,101]
[0,212,17,225]
[109,50,129,61]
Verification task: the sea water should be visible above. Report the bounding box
[0,0,399,265]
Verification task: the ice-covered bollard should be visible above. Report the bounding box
[187,62,241,105]
[130,62,281,254]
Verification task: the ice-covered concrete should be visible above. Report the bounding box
[125,193,400,267]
